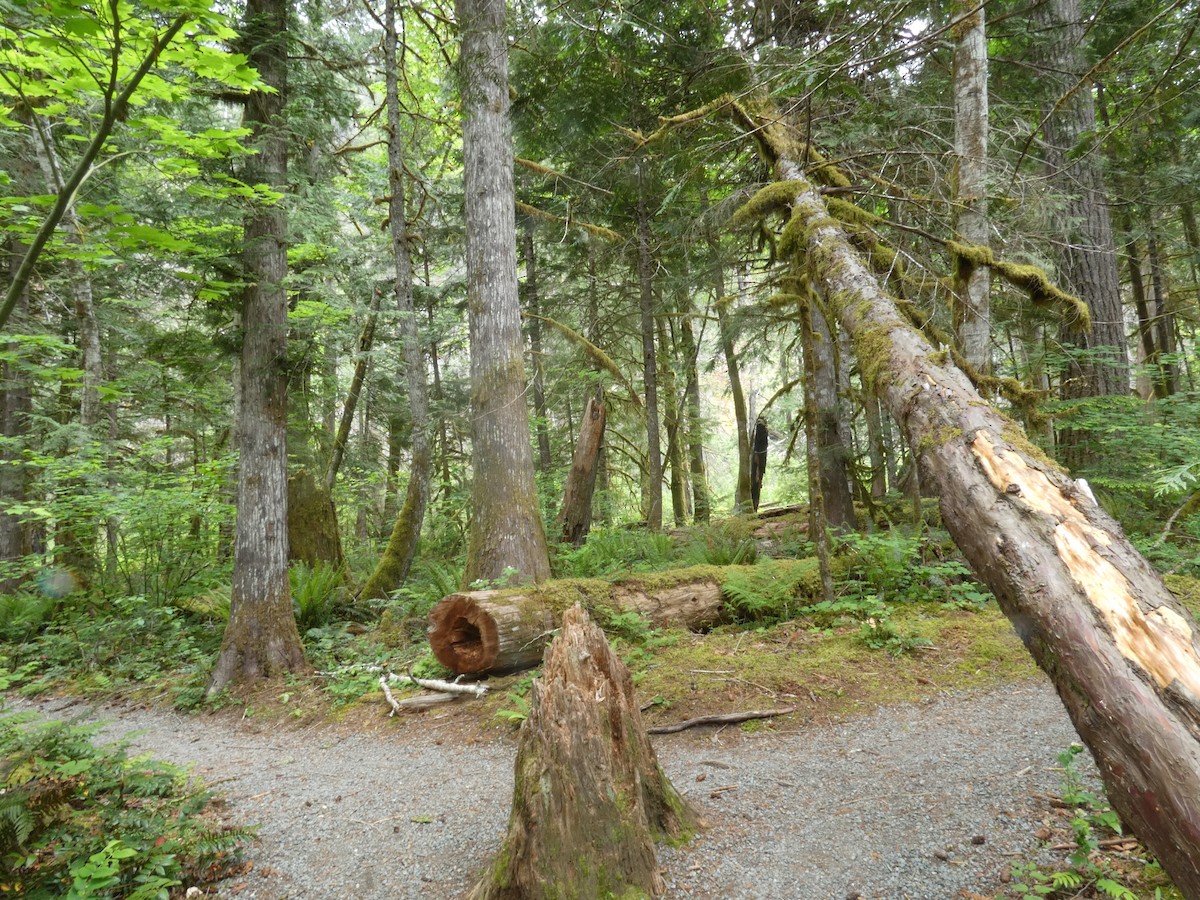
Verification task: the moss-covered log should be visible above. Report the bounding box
[466,605,697,900]
[427,568,728,674]
[736,105,1200,894]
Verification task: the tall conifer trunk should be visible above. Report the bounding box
[458,0,550,585]
[209,0,306,693]
[636,164,663,530]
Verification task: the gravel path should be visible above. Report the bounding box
[9,678,1097,900]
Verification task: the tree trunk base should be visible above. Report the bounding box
[467,605,698,900]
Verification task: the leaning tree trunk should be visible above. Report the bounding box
[458,0,550,586]
[739,107,1200,893]
[468,606,696,900]
[358,0,434,599]
[209,0,307,693]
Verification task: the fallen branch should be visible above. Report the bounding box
[378,670,489,716]
[394,667,490,698]
[647,706,796,735]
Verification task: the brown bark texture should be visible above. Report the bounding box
[209,0,306,693]
[466,605,697,900]
[636,166,663,530]
[742,109,1200,893]
[558,395,606,546]
[427,571,727,674]
[358,0,433,600]
[458,0,550,586]
[1032,0,1129,398]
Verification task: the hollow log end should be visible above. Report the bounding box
[427,593,499,674]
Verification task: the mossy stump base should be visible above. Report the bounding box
[466,605,698,900]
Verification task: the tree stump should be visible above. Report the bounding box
[467,605,698,900]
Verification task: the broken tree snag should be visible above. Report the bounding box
[749,415,768,511]
[737,106,1200,893]
[427,572,724,674]
[466,606,697,900]
[557,395,606,546]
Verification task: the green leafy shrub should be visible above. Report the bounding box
[680,524,758,566]
[0,592,58,643]
[0,711,251,898]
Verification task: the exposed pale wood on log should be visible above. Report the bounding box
[647,706,797,734]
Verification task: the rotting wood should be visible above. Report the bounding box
[426,573,726,674]
[466,605,697,900]
[726,102,1200,894]
[647,706,797,735]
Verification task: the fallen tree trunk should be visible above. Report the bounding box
[427,567,728,673]
[466,605,697,899]
[735,106,1200,893]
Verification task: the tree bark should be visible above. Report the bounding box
[467,606,696,900]
[810,301,856,529]
[359,0,434,599]
[521,220,553,473]
[952,0,991,376]
[744,108,1200,894]
[658,318,687,526]
[800,299,835,604]
[323,287,380,492]
[749,415,768,511]
[1032,0,1130,399]
[679,312,711,523]
[558,396,606,546]
[209,0,307,693]
[636,164,663,530]
[428,567,735,673]
[287,469,344,569]
[458,0,550,586]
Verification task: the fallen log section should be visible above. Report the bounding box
[647,706,797,735]
[427,567,732,673]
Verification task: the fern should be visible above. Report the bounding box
[721,559,814,623]
[1094,879,1138,900]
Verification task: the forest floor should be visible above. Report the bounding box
[9,659,1152,900]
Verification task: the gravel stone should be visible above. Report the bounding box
[8,678,1098,899]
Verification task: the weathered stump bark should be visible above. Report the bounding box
[557,396,606,546]
[427,569,725,674]
[749,415,768,511]
[466,605,697,900]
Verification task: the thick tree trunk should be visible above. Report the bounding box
[209,0,307,693]
[636,166,663,530]
[427,567,740,673]
[0,241,32,593]
[458,0,550,586]
[358,0,434,599]
[745,110,1200,894]
[287,469,344,569]
[558,396,606,546]
[1032,0,1129,399]
[800,299,835,604]
[749,415,768,511]
[951,0,991,376]
[467,606,696,899]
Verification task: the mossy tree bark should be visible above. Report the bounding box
[679,310,711,523]
[287,470,344,570]
[457,0,550,586]
[740,106,1200,894]
[466,605,697,899]
[521,219,553,473]
[209,0,307,693]
[636,162,664,530]
[358,0,433,600]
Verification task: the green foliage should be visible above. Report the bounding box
[1005,744,1174,899]
[680,524,758,566]
[0,711,251,898]
[720,559,814,622]
[0,592,57,643]
[835,528,992,608]
[555,529,675,579]
[290,561,344,633]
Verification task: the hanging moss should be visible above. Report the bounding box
[946,240,1090,326]
[728,181,804,230]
